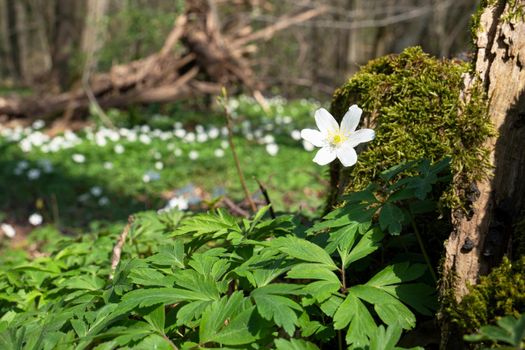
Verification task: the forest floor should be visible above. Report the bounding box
[0,95,327,249]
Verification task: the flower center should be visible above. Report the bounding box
[329,130,348,147]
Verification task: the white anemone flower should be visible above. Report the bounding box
[300,105,375,167]
[1,223,16,238]
[29,213,43,226]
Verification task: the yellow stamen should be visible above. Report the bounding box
[329,130,348,146]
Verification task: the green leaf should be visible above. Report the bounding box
[379,203,405,235]
[128,268,174,287]
[350,285,415,330]
[274,338,320,350]
[367,263,426,288]
[143,305,165,334]
[199,292,258,345]
[148,241,185,268]
[333,293,377,347]
[176,300,212,327]
[345,228,384,267]
[382,283,437,316]
[252,284,303,335]
[62,275,105,291]
[134,334,173,350]
[114,288,210,317]
[270,236,337,268]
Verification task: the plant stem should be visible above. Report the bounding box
[220,92,257,213]
[340,267,347,292]
[338,330,343,350]
[409,215,437,283]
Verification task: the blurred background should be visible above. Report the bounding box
[0,0,480,243]
[0,0,477,98]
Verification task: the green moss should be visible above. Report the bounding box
[447,256,525,335]
[330,46,494,211]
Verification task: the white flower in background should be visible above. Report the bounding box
[174,148,182,157]
[28,213,43,226]
[158,196,189,214]
[185,132,196,143]
[127,132,138,142]
[139,134,151,144]
[291,130,302,141]
[72,154,86,163]
[174,122,182,129]
[27,168,41,180]
[98,197,109,206]
[263,135,275,144]
[167,143,175,151]
[214,149,225,158]
[155,161,164,170]
[143,170,160,183]
[38,159,54,173]
[114,144,125,154]
[153,151,162,160]
[283,116,292,124]
[208,127,220,139]
[189,150,199,160]
[32,120,45,129]
[303,140,315,152]
[90,186,103,197]
[221,127,228,136]
[220,140,229,149]
[104,161,114,170]
[1,223,16,238]
[266,143,279,156]
[140,125,151,133]
[175,129,186,138]
[95,136,107,147]
[197,133,208,143]
[301,105,375,167]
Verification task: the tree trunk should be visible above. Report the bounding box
[5,0,22,80]
[441,0,525,346]
[48,0,85,91]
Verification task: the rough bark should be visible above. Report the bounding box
[440,0,525,346]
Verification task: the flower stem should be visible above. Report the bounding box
[219,90,257,213]
[409,215,437,284]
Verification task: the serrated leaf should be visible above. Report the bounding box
[333,293,376,347]
[143,305,165,334]
[274,338,320,350]
[148,241,185,268]
[382,283,437,316]
[176,300,212,327]
[350,285,415,330]
[379,203,405,235]
[128,268,174,287]
[270,236,337,268]
[62,275,105,291]
[367,263,427,288]
[345,228,384,267]
[199,292,258,345]
[252,284,303,336]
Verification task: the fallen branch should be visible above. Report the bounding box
[109,216,134,280]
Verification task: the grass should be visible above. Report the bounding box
[0,95,328,240]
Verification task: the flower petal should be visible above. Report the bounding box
[313,147,336,165]
[315,108,339,135]
[300,129,326,147]
[340,105,362,134]
[336,144,358,167]
[348,129,375,147]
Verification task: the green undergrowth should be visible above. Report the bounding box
[447,257,525,338]
[330,46,493,212]
[0,159,450,350]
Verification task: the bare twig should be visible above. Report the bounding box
[219,89,257,213]
[254,178,275,219]
[109,216,134,280]
[232,6,328,47]
[221,196,250,218]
